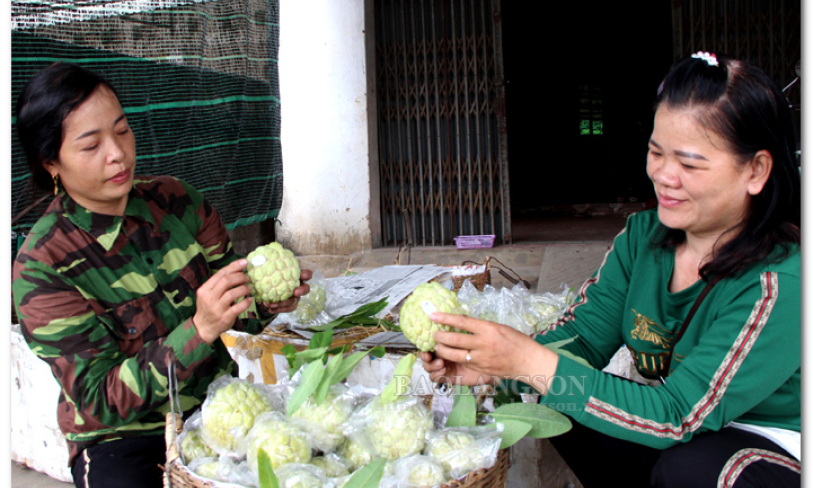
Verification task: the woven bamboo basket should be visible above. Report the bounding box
[444,256,530,292]
[438,259,491,292]
[164,412,511,488]
[221,325,383,384]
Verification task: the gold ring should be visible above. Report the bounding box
[466,351,472,363]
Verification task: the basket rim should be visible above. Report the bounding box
[167,450,511,488]
[165,401,511,487]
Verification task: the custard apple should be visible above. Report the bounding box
[353,396,434,461]
[201,379,273,453]
[400,456,447,487]
[291,281,327,323]
[246,242,301,303]
[435,444,494,479]
[424,430,475,459]
[310,454,351,478]
[399,282,464,351]
[190,458,224,482]
[181,428,214,462]
[292,387,354,452]
[247,412,312,474]
[275,463,327,488]
[528,297,562,333]
[338,437,374,470]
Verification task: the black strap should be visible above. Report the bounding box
[660,276,721,381]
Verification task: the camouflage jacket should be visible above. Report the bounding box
[12,175,274,467]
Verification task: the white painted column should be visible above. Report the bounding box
[277,0,375,255]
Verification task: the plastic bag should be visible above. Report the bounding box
[460,280,575,336]
[187,456,255,487]
[178,410,215,464]
[199,376,286,456]
[379,454,447,488]
[309,452,353,477]
[425,424,503,480]
[271,269,332,328]
[244,411,315,475]
[526,283,576,334]
[291,383,356,453]
[275,463,333,488]
[342,394,434,461]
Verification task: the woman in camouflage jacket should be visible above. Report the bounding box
[12,62,311,488]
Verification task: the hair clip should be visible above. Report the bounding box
[692,51,719,67]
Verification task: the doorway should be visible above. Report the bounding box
[501,2,673,242]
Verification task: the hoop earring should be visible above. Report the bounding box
[52,173,59,196]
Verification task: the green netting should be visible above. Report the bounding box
[11,0,282,243]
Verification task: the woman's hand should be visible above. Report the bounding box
[259,269,313,314]
[419,350,497,387]
[193,259,255,344]
[422,312,560,394]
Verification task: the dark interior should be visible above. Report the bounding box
[501,1,674,241]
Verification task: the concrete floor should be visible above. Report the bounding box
[11,215,625,488]
[11,462,70,487]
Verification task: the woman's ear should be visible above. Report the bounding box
[746,150,773,195]
[42,159,56,174]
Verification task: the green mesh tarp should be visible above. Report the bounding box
[11,0,282,246]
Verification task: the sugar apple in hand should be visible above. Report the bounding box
[246,242,301,303]
[247,412,312,473]
[399,281,464,351]
[201,380,273,452]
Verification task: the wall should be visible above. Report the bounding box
[276,0,377,256]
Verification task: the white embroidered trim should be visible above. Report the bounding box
[717,448,801,488]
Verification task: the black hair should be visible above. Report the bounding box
[652,53,801,279]
[15,62,120,193]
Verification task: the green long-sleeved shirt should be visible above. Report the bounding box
[538,209,800,449]
[12,175,275,466]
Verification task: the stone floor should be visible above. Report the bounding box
[11,215,626,488]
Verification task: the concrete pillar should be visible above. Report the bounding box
[277,0,377,256]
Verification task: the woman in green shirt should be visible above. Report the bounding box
[422,52,801,487]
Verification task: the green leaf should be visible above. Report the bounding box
[490,403,572,439]
[257,448,279,488]
[281,344,297,369]
[294,347,329,362]
[331,349,373,385]
[287,359,326,416]
[342,458,387,488]
[290,356,307,377]
[327,344,350,356]
[446,385,477,428]
[498,420,533,449]
[369,346,386,358]
[309,330,334,350]
[289,346,329,377]
[307,297,390,332]
[379,354,416,405]
[314,352,344,405]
